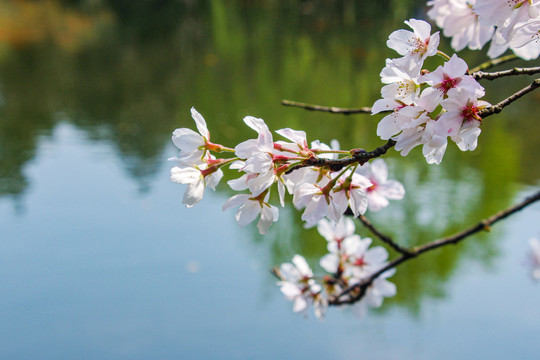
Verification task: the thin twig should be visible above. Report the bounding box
[480,78,540,118]
[281,99,373,115]
[357,215,412,255]
[472,66,540,81]
[285,140,396,174]
[469,54,518,73]
[331,189,540,305]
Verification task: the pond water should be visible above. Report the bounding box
[0,1,539,359]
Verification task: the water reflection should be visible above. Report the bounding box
[0,0,538,318]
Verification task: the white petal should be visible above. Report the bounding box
[367,192,390,212]
[222,194,250,211]
[183,180,205,208]
[235,201,261,227]
[279,282,301,298]
[172,127,203,148]
[235,139,259,159]
[228,174,249,191]
[302,195,329,225]
[365,247,389,265]
[380,180,405,200]
[279,264,301,283]
[292,255,313,277]
[170,166,201,184]
[258,204,279,234]
[328,191,349,223]
[350,189,368,216]
[320,254,340,273]
[406,18,432,39]
[276,128,308,147]
[248,169,275,196]
[277,181,286,207]
[293,296,308,313]
[387,29,415,55]
[191,107,210,139]
[243,116,269,133]
[370,159,388,183]
[205,169,223,190]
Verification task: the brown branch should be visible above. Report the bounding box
[357,214,412,255]
[472,66,540,81]
[285,140,396,174]
[469,54,518,73]
[281,99,373,115]
[331,189,540,305]
[479,78,540,118]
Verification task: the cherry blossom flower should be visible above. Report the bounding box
[356,159,405,211]
[379,57,423,105]
[312,291,328,320]
[419,54,485,107]
[320,235,389,279]
[170,158,224,208]
[371,98,407,115]
[377,105,433,159]
[223,192,279,234]
[488,31,540,59]
[421,119,452,164]
[509,19,540,48]
[293,168,368,226]
[350,269,397,318]
[528,237,540,280]
[474,0,540,42]
[277,255,326,318]
[317,217,356,245]
[275,128,310,155]
[172,107,213,165]
[428,0,495,51]
[333,172,372,217]
[231,116,283,201]
[439,88,491,151]
[387,19,441,63]
[235,116,274,173]
[293,179,347,225]
[377,103,431,140]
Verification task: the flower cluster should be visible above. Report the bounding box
[276,217,397,320]
[428,0,540,59]
[374,19,490,164]
[170,4,540,320]
[170,108,405,234]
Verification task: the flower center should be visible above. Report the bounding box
[410,37,428,55]
[461,103,481,122]
[353,257,366,267]
[437,75,460,94]
[367,179,378,192]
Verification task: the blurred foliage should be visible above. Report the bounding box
[0,0,538,314]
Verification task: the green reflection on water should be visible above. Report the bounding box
[0,0,538,314]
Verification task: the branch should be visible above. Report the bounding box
[469,54,518,73]
[285,140,396,174]
[357,214,412,255]
[331,189,540,305]
[479,78,540,118]
[472,66,540,81]
[281,99,373,115]
[282,80,538,177]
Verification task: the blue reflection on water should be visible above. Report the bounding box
[0,123,539,359]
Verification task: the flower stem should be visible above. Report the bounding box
[314,150,350,155]
[469,54,518,73]
[436,50,451,61]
